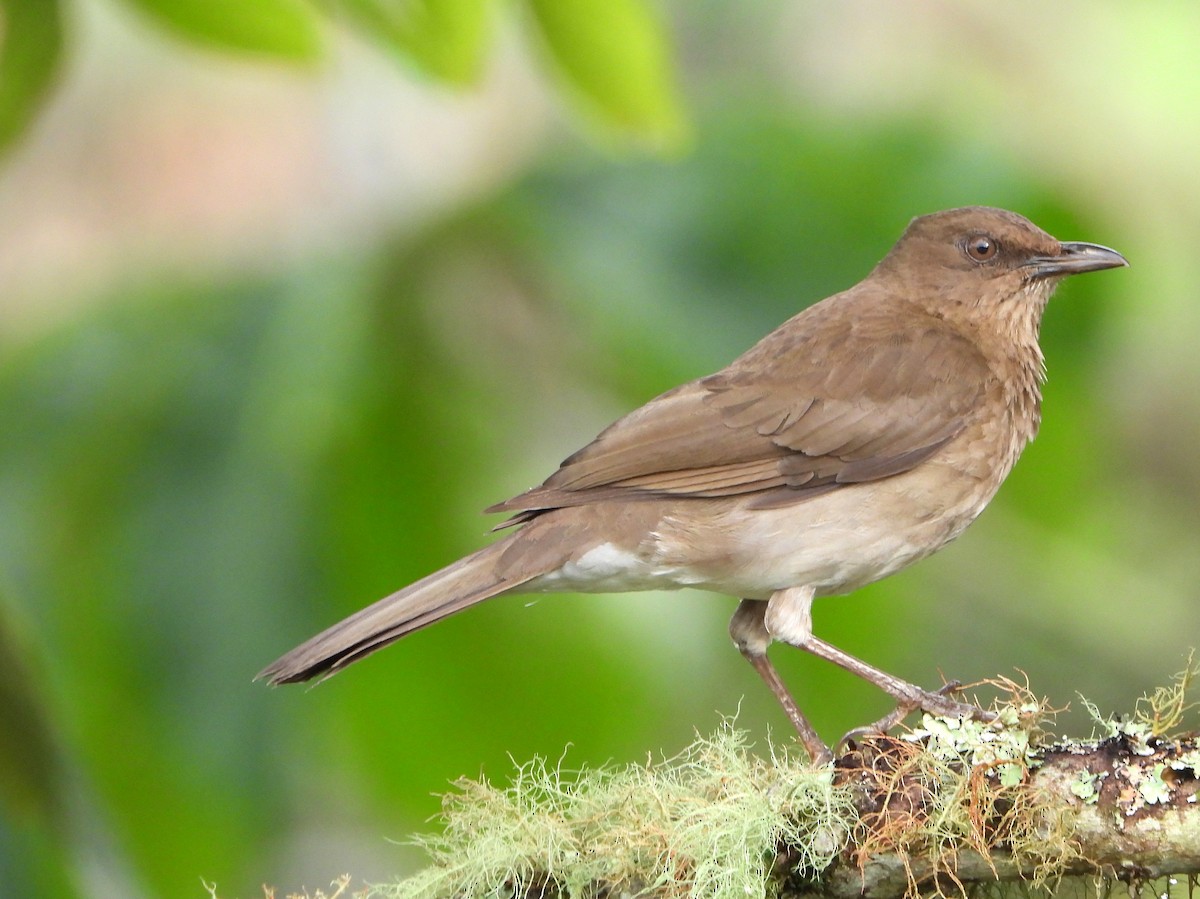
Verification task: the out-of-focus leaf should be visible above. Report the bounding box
[120,0,323,61]
[336,0,492,85]
[0,590,61,827]
[525,0,687,149]
[0,0,63,158]
[0,588,81,897]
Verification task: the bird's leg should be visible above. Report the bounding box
[764,586,991,724]
[729,599,832,765]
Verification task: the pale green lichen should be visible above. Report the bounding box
[214,659,1200,899]
[375,682,1084,899]
[902,699,1041,790]
[858,686,1081,894]
[1135,650,1199,738]
[1071,656,1200,820]
[206,874,354,899]
[1079,696,1157,754]
[374,720,857,899]
[1137,763,1173,806]
[1069,771,1100,804]
[1169,749,1200,775]
[1081,652,1200,749]
[352,668,1200,899]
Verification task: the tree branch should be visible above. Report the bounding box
[369,675,1200,899]
[813,731,1200,898]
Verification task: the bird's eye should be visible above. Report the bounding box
[963,235,998,262]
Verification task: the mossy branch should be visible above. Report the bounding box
[820,733,1200,898]
[262,662,1200,899]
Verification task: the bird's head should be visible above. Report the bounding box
[873,206,1127,342]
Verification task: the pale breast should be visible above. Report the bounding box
[646,401,1033,600]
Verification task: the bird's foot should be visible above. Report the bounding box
[909,680,996,721]
[837,681,995,754]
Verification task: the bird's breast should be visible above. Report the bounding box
[646,407,1033,600]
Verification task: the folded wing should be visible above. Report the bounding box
[490,300,992,522]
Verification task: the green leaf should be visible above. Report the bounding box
[0,0,64,158]
[526,0,687,150]
[336,0,493,85]
[120,0,323,61]
[0,589,63,827]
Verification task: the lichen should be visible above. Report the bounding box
[842,678,1080,896]
[1135,651,1199,738]
[349,665,1200,899]
[1070,771,1101,804]
[374,720,857,899]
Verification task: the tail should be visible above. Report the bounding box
[257,535,540,685]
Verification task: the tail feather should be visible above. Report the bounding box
[257,537,538,685]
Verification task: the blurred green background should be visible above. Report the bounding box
[1,0,1198,895]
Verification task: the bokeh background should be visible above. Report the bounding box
[2,0,1198,895]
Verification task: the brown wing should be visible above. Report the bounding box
[489,293,993,522]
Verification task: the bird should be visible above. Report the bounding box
[258,206,1127,763]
